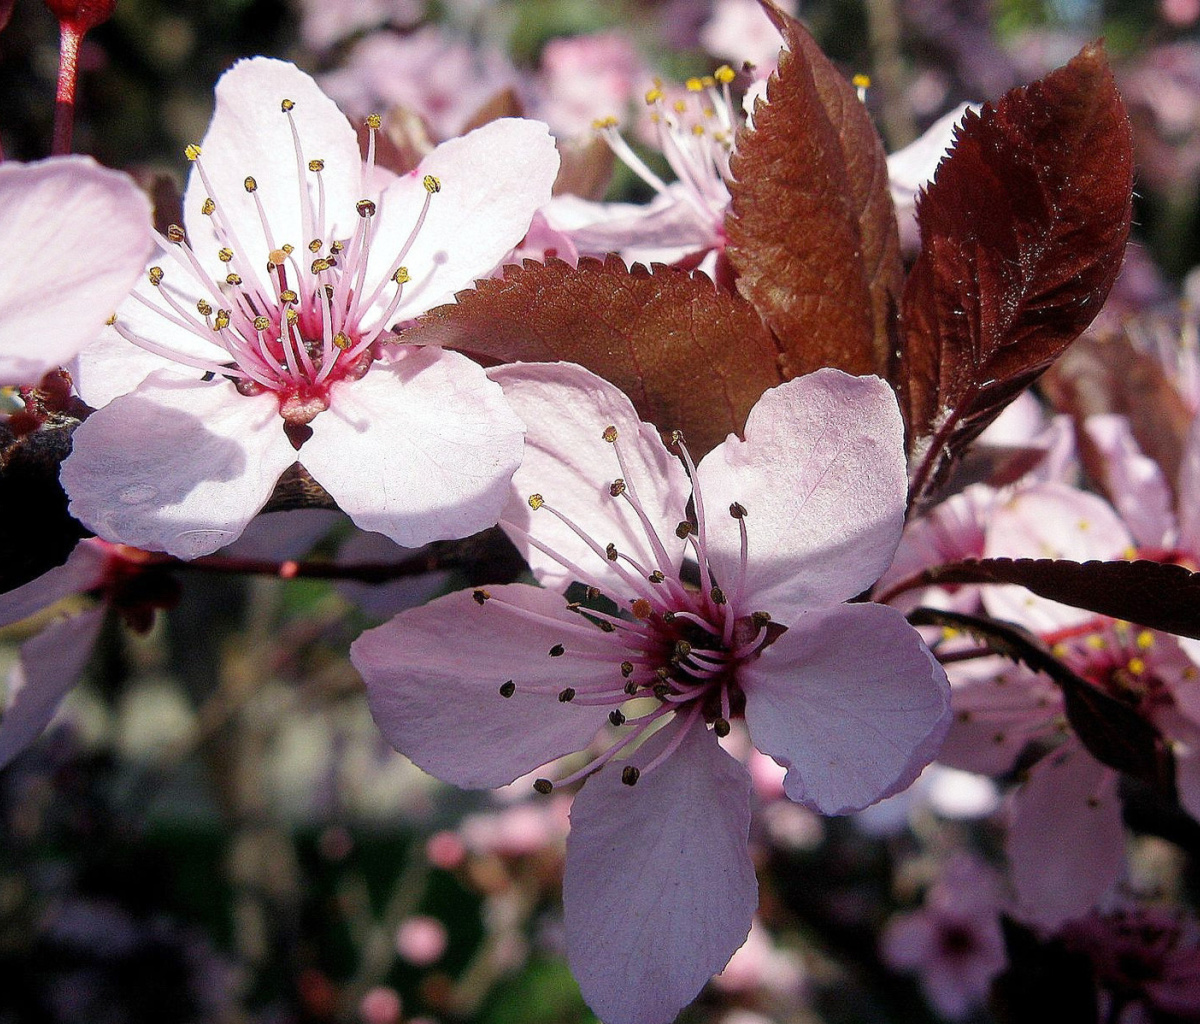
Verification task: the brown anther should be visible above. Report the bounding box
[253,315,270,332]
[472,589,491,605]
[751,611,771,628]
[201,197,215,216]
[711,586,727,605]
[533,779,553,794]
[675,521,693,539]
[308,239,322,253]
[285,309,299,325]
[330,241,344,255]
[311,259,331,274]
[243,176,258,193]
[366,113,381,129]
[105,314,117,326]
[528,493,545,510]
[654,666,671,681]
[214,310,231,330]
[648,571,665,584]
[282,243,294,254]
[393,267,410,284]
[279,289,298,304]
[714,717,731,738]
[602,425,618,443]
[308,159,324,172]
[624,680,639,695]
[281,98,295,112]
[597,620,615,633]
[226,273,242,286]
[166,224,185,243]
[661,611,676,623]
[609,478,626,497]
[652,682,671,698]
[323,284,334,298]
[423,174,441,194]
[729,501,747,519]
[620,661,634,678]
[631,599,652,619]
[606,543,619,561]
[670,429,685,446]
[621,766,640,786]
[148,266,164,286]
[674,641,692,658]
[549,644,566,657]
[586,587,601,601]
[218,248,234,263]
[609,709,626,726]
[558,687,576,703]
[499,680,515,698]
[357,199,377,218]
[333,332,351,350]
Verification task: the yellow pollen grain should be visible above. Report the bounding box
[686,77,703,92]
[715,65,735,84]
[423,174,441,194]
[852,73,872,89]
[185,143,202,161]
[645,87,663,104]
[366,113,381,129]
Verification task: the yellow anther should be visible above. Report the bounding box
[714,65,735,84]
[423,174,441,194]
[1123,545,1137,559]
[308,239,322,253]
[1136,630,1155,650]
[268,249,287,266]
[333,331,351,350]
[366,113,381,129]
[1086,635,1106,650]
[285,308,298,325]
[201,198,215,216]
[185,144,202,161]
[602,425,618,443]
[941,627,960,641]
[1051,642,1069,658]
[592,116,619,130]
[528,494,545,510]
[214,309,231,330]
[1128,657,1146,675]
[686,77,704,92]
[645,87,663,104]
[105,313,117,326]
[330,240,344,254]
[218,247,233,263]
[226,273,242,285]
[281,98,295,112]
[166,224,185,243]
[311,258,331,274]
[852,73,871,89]
[308,159,324,172]
[279,289,297,304]
[148,266,164,286]
[701,75,715,88]
[357,199,377,217]
[393,267,410,284]
[692,124,706,136]
[282,243,294,254]
[673,100,687,113]
[253,315,270,331]
[243,176,258,193]
[196,299,213,316]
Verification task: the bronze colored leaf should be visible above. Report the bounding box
[404,256,785,456]
[900,43,1133,508]
[893,558,1200,640]
[726,1,903,381]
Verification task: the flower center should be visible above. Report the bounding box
[108,104,439,433]
[487,425,777,792]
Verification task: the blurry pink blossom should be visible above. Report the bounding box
[354,363,950,1024]
[395,915,448,965]
[298,0,424,51]
[700,0,793,77]
[62,57,558,558]
[532,32,647,137]
[320,27,518,139]
[881,854,1007,1020]
[0,157,153,387]
[359,985,403,1024]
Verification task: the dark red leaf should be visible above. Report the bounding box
[893,558,1200,640]
[900,44,1133,508]
[725,0,903,380]
[403,257,784,456]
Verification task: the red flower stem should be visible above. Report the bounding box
[51,20,84,155]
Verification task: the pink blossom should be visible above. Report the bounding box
[699,0,793,77]
[881,854,1008,1020]
[353,363,950,1024]
[0,156,153,387]
[298,0,424,51]
[61,58,558,558]
[394,915,448,965]
[532,32,648,138]
[319,27,519,139]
